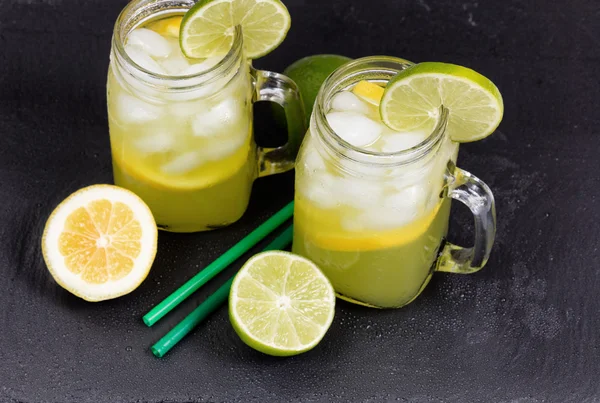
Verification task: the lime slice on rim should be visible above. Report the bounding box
[180,0,291,59]
[229,251,335,356]
[380,62,504,143]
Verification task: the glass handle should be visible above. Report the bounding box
[437,162,497,274]
[251,67,306,177]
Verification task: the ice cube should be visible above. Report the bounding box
[383,185,428,211]
[191,98,240,137]
[362,142,382,153]
[133,130,175,153]
[334,177,383,209]
[156,38,191,75]
[163,82,220,102]
[381,130,428,153]
[115,93,163,123]
[160,53,190,75]
[388,161,433,190]
[301,145,327,173]
[127,28,172,58]
[382,186,429,223]
[345,207,409,231]
[160,57,232,102]
[111,56,162,100]
[161,151,205,174]
[169,100,204,118]
[343,186,428,231]
[182,57,224,75]
[125,44,166,75]
[330,91,370,114]
[163,86,212,104]
[326,111,383,147]
[200,134,247,160]
[338,157,383,177]
[297,172,339,209]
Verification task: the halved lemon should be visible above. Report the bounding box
[41,185,158,302]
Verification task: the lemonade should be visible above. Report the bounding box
[292,59,459,308]
[293,200,453,308]
[107,13,255,232]
[107,0,303,233]
[293,56,500,308]
[293,86,458,308]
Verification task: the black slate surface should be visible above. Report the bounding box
[1,0,599,402]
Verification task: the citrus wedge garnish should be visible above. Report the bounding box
[229,251,335,356]
[352,80,384,106]
[147,16,183,38]
[380,62,504,142]
[180,0,291,59]
[41,185,158,302]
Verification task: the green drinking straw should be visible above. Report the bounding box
[143,201,294,327]
[151,225,294,358]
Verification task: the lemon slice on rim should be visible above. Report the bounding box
[41,185,158,302]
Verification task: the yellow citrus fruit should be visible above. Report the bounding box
[41,185,158,301]
[147,16,183,38]
[352,80,385,106]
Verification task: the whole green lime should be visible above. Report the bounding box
[278,54,352,127]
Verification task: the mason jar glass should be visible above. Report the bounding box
[292,56,496,308]
[108,0,304,232]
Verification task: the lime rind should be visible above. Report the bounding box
[380,62,504,143]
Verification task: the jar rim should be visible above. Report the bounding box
[111,0,244,91]
[313,55,449,167]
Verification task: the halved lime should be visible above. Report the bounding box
[229,251,335,356]
[180,0,291,59]
[380,62,504,142]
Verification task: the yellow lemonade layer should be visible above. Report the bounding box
[110,124,254,191]
[294,196,444,252]
[112,146,257,232]
[293,198,451,308]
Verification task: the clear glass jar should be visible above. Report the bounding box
[292,56,496,308]
[107,0,304,232]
